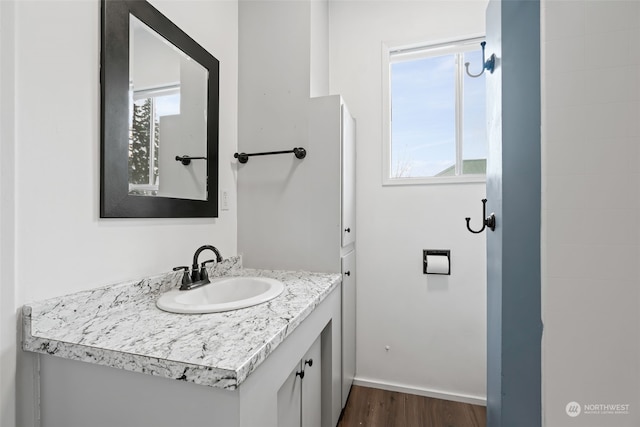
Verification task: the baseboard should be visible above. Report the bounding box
[353,377,487,406]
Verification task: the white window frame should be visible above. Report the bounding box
[382,35,487,186]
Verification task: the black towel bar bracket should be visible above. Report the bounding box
[234,147,306,164]
[175,155,207,166]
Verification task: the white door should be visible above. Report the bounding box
[341,104,356,248]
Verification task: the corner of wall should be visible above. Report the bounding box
[0,0,19,425]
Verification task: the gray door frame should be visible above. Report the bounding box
[486,1,542,426]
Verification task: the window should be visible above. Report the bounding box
[128,85,181,195]
[383,37,487,185]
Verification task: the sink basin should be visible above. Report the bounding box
[156,276,285,314]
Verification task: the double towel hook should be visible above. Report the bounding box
[464,41,496,78]
[465,199,496,234]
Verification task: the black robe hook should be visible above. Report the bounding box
[465,199,496,234]
[464,41,496,78]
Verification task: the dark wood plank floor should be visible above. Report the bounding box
[337,385,486,427]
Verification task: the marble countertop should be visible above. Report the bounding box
[22,257,341,390]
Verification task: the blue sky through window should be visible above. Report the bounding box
[463,50,487,165]
[390,47,486,178]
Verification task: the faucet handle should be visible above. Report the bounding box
[173,266,191,287]
[199,259,215,282]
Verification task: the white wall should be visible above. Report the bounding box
[237,0,336,271]
[310,0,329,98]
[2,1,238,425]
[0,1,17,425]
[132,21,181,90]
[541,1,640,426]
[329,1,488,401]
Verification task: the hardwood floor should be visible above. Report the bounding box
[336,385,486,427]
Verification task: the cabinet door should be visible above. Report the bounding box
[341,251,356,407]
[278,362,302,427]
[301,336,322,427]
[278,336,322,427]
[341,104,356,248]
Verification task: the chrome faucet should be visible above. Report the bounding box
[173,245,223,291]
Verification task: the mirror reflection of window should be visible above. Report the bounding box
[128,15,208,201]
[129,87,180,196]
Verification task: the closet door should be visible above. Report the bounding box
[341,103,356,249]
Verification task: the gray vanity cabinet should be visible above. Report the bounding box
[33,285,342,427]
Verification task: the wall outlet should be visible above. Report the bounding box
[221,190,230,211]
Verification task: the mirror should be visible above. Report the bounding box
[101,0,219,218]
[129,16,209,201]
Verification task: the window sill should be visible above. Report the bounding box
[382,174,486,186]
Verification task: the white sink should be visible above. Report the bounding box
[156,276,285,314]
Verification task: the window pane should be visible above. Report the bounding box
[462,49,487,174]
[130,98,153,185]
[391,55,455,178]
[151,93,180,187]
[154,93,180,118]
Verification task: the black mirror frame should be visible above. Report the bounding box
[100,0,219,218]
